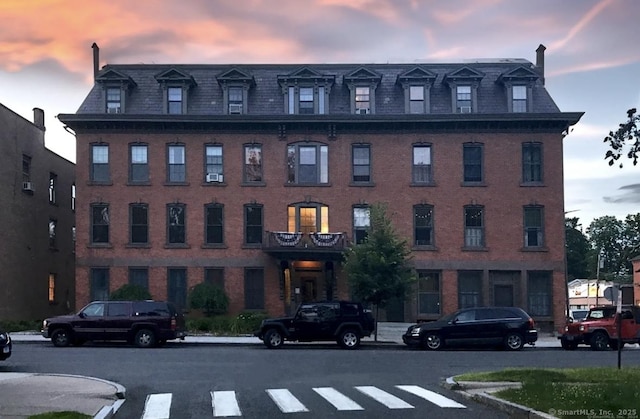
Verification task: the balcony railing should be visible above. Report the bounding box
[263,231,348,252]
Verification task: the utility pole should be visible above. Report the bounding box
[595,252,603,306]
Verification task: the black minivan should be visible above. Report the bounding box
[402,307,538,351]
[42,300,186,348]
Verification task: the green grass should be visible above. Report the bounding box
[456,367,640,417]
[28,412,91,419]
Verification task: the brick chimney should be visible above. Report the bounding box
[536,44,546,85]
[92,42,100,80]
[33,107,45,130]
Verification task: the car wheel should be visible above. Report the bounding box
[560,338,578,350]
[51,329,71,348]
[609,340,625,350]
[134,329,156,348]
[338,329,360,349]
[590,332,609,351]
[504,333,524,351]
[423,333,443,350]
[264,329,283,349]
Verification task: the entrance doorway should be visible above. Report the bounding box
[301,277,317,302]
[494,284,514,306]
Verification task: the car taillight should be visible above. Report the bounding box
[528,318,535,329]
[171,318,176,330]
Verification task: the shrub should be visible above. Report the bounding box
[232,311,269,334]
[188,283,229,316]
[109,284,152,301]
[0,319,42,332]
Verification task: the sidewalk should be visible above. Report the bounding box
[2,324,563,418]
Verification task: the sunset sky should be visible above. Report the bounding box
[1,0,639,228]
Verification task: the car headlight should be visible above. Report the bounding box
[564,326,569,332]
[42,320,49,330]
[0,333,7,342]
[579,325,586,332]
[410,327,421,337]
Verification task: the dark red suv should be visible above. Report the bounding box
[42,300,186,348]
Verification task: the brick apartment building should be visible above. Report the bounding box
[0,104,75,321]
[58,44,582,329]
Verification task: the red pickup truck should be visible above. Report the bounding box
[559,305,640,351]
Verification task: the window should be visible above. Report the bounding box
[168,87,183,114]
[409,86,424,114]
[205,145,223,182]
[167,204,186,244]
[90,268,110,301]
[130,144,149,182]
[107,302,129,317]
[463,143,483,183]
[91,204,109,244]
[130,204,148,244]
[413,145,432,183]
[91,144,109,182]
[244,145,263,182]
[288,204,329,234]
[522,142,542,183]
[456,85,472,112]
[464,206,484,247]
[528,271,551,316]
[205,204,224,245]
[299,87,314,114]
[205,268,224,288]
[129,268,149,290]
[167,145,186,182]
[22,154,31,182]
[244,268,264,310]
[49,173,57,204]
[355,87,370,113]
[512,85,527,113]
[414,205,433,246]
[287,144,328,184]
[244,204,263,245]
[71,184,76,211]
[228,87,243,114]
[167,268,187,310]
[48,273,56,303]
[48,219,57,248]
[524,206,544,248]
[106,87,121,113]
[353,207,370,244]
[352,145,370,183]
[458,271,482,308]
[417,271,440,315]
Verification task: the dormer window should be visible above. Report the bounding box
[154,68,197,115]
[106,87,121,113]
[344,67,382,115]
[512,85,527,112]
[279,67,335,115]
[95,68,136,114]
[397,67,436,114]
[168,87,183,114]
[444,66,484,114]
[216,68,255,115]
[497,66,539,113]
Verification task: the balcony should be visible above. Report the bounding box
[263,231,348,260]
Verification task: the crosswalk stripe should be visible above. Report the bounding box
[313,387,364,411]
[141,393,172,419]
[266,389,309,413]
[396,385,466,408]
[211,390,242,417]
[355,386,414,409]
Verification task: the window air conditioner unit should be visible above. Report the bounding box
[229,104,242,114]
[22,181,34,192]
[206,173,223,183]
[355,108,370,115]
[459,106,472,113]
[107,107,121,114]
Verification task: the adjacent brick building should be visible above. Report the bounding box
[0,104,75,321]
[58,44,582,329]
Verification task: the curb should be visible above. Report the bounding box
[444,376,557,419]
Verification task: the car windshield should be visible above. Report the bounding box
[586,308,615,320]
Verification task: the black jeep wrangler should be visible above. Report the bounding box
[254,301,375,349]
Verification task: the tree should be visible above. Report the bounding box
[565,217,591,280]
[188,283,229,316]
[109,284,152,301]
[586,216,634,283]
[604,108,640,167]
[343,203,416,339]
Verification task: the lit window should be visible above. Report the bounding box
[48,273,56,303]
[49,219,57,248]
